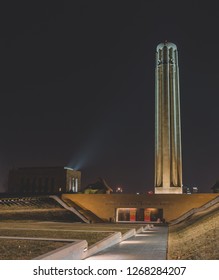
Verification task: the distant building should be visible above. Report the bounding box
[211,181,219,193]
[183,185,199,194]
[192,186,198,193]
[83,178,113,194]
[183,186,191,194]
[8,166,81,195]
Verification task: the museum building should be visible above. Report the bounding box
[8,166,81,194]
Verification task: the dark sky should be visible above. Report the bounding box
[0,1,219,193]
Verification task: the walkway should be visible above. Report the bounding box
[86,225,168,260]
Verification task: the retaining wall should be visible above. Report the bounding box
[62,193,219,222]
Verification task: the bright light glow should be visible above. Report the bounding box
[121,240,146,245]
[64,167,74,171]
[116,187,123,193]
[146,208,157,211]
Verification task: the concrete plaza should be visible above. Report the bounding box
[86,225,168,260]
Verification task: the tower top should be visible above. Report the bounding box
[156,42,177,51]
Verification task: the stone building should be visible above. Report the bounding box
[8,166,81,195]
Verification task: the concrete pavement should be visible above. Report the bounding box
[85,225,168,260]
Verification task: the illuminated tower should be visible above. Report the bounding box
[154,42,182,194]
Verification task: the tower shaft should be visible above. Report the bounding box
[155,42,182,194]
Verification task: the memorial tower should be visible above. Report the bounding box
[154,42,182,194]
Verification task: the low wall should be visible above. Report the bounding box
[34,240,88,260]
[121,229,136,241]
[62,193,219,222]
[85,232,121,259]
[35,230,138,260]
[136,226,144,233]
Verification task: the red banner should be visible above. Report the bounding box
[144,209,151,222]
[130,208,136,221]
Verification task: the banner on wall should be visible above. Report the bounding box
[144,208,151,222]
[130,208,136,222]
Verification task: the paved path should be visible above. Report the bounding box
[86,226,168,260]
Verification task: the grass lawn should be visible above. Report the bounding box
[0,220,144,260]
[0,239,69,260]
[168,209,219,260]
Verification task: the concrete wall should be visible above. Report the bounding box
[62,193,219,222]
[34,240,88,260]
[35,230,140,260]
[85,232,121,259]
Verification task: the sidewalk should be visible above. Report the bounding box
[85,225,168,260]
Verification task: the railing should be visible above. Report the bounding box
[62,198,104,223]
[49,195,90,223]
[170,195,219,225]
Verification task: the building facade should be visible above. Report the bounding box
[8,166,81,194]
[155,42,183,194]
[62,193,218,223]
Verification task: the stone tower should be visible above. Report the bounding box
[154,42,182,194]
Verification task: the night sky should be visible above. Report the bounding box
[0,1,219,193]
